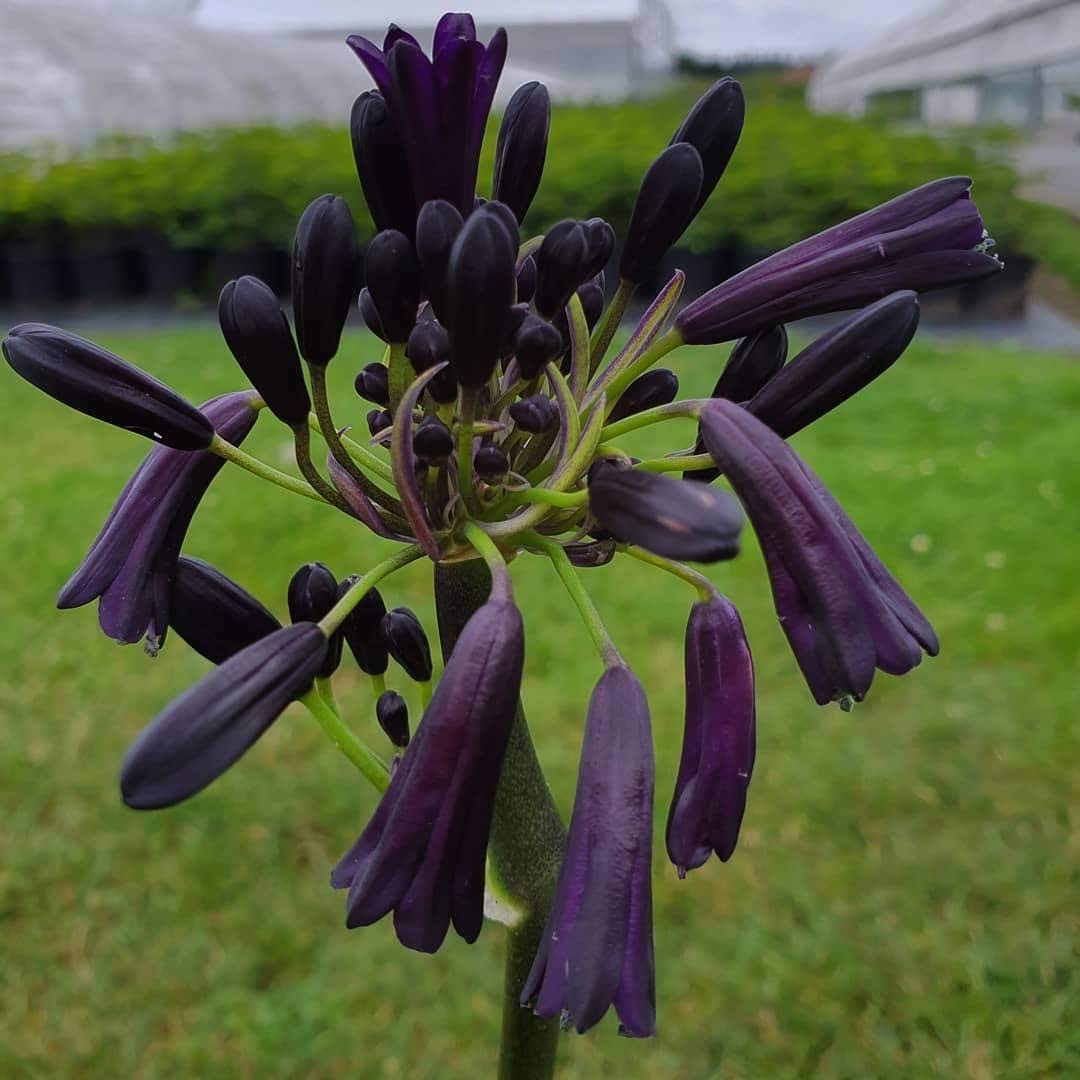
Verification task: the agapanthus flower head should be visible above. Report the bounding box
[332,570,524,953]
[170,556,281,665]
[667,594,755,874]
[3,323,214,450]
[699,400,938,705]
[522,664,655,1037]
[120,622,328,809]
[348,13,507,216]
[676,177,1001,344]
[57,391,259,651]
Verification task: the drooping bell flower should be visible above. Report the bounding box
[292,194,360,366]
[120,623,328,809]
[747,290,920,438]
[699,400,938,705]
[3,323,213,450]
[676,177,1001,345]
[619,142,704,284]
[57,391,260,651]
[332,571,524,953]
[667,595,755,875]
[218,276,310,427]
[522,664,655,1037]
[347,14,508,216]
[170,556,280,665]
[492,80,550,223]
[587,459,743,563]
[350,90,417,238]
[669,77,745,218]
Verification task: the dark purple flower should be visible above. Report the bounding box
[747,290,920,438]
[120,623,328,809]
[350,90,417,238]
[676,177,1001,345]
[522,664,655,1037]
[619,142,704,284]
[332,573,524,953]
[348,14,507,216]
[667,595,755,875]
[57,392,260,651]
[2,323,214,450]
[699,399,938,705]
[170,556,280,665]
[587,460,743,563]
[492,80,550,223]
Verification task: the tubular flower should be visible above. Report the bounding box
[7,10,981,1050]
[676,177,1001,344]
[667,595,755,874]
[699,400,938,705]
[57,392,259,651]
[331,571,523,953]
[348,13,507,215]
[522,665,655,1037]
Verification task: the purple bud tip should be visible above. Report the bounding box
[376,689,410,748]
[381,607,433,682]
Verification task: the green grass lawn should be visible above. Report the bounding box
[0,323,1077,1079]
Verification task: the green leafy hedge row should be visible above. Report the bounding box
[2,78,1078,289]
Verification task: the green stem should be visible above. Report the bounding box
[635,451,715,474]
[419,679,432,710]
[599,398,708,442]
[301,689,389,792]
[307,415,395,484]
[620,544,718,602]
[588,278,634,371]
[433,560,564,1080]
[502,487,588,510]
[209,434,330,505]
[598,327,683,413]
[293,422,352,510]
[387,342,410,417]
[456,389,479,514]
[318,545,425,634]
[525,532,622,668]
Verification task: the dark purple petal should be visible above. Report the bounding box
[346,34,391,95]
[434,12,477,52]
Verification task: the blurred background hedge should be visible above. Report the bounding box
[2,76,1078,295]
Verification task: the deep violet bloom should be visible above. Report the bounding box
[120,623,328,809]
[676,177,1001,345]
[667,595,755,875]
[347,14,508,216]
[522,664,655,1037]
[331,571,524,953]
[170,556,280,665]
[56,391,260,651]
[699,400,938,705]
[2,323,214,451]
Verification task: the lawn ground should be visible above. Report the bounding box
[0,324,1077,1078]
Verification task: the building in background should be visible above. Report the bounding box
[0,0,673,151]
[809,0,1080,129]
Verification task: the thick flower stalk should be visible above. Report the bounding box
[3,11,999,1077]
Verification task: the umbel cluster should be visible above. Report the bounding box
[3,12,1000,1038]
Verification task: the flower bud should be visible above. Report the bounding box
[381,607,433,682]
[475,445,509,481]
[582,219,615,282]
[475,200,521,257]
[218,276,310,427]
[354,362,390,407]
[619,143,704,284]
[516,255,537,303]
[492,81,550,223]
[533,219,588,318]
[406,318,450,374]
[364,229,422,343]
[350,91,417,238]
[3,323,214,450]
[607,368,679,423]
[564,539,616,568]
[669,78,745,217]
[415,199,464,323]
[588,459,743,563]
[514,314,563,380]
[413,416,453,463]
[445,211,516,388]
[427,366,459,405]
[367,409,392,437]
[358,287,387,342]
[288,562,342,678]
[292,194,360,365]
[341,580,389,676]
[171,556,281,665]
[509,393,557,433]
[121,623,328,809]
[577,281,605,330]
[376,689,410,748]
